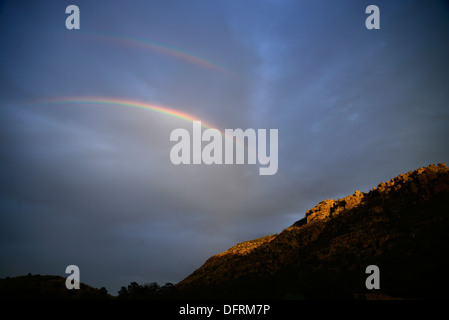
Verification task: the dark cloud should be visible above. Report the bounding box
[1,0,448,294]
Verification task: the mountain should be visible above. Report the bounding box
[0,274,112,299]
[176,163,449,299]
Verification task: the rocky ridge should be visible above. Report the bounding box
[176,163,449,299]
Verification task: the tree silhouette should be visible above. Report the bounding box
[117,281,177,299]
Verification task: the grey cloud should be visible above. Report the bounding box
[1,0,448,294]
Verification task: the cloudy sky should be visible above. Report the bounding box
[1,0,448,294]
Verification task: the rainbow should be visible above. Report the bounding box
[30,97,263,165]
[35,97,217,130]
[31,97,256,156]
[28,96,287,179]
[81,31,231,76]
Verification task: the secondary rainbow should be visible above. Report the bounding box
[81,31,231,76]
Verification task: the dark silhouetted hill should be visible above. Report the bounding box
[176,163,449,299]
[0,274,112,299]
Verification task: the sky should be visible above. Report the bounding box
[1,0,449,295]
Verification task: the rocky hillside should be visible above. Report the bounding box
[176,163,449,299]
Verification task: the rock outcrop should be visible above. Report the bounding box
[176,163,449,299]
